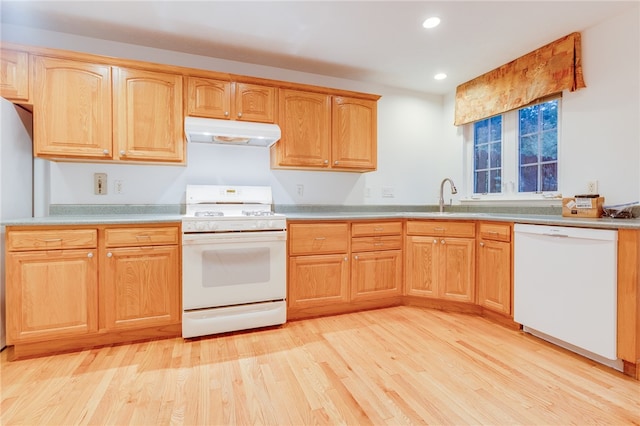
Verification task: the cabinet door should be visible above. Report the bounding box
[103,245,180,330]
[186,77,231,119]
[33,56,112,159]
[405,236,438,298]
[478,239,512,315]
[6,249,98,344]
[439,238,475,303]
[1,49,29,102]
[273,89,331,168]
[235,82,276,123]
[351,250,402,301]
[288,254,349,309]
[332,96,377,170]
[113,67,184,163]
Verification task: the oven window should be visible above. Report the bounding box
[202,248,270,287]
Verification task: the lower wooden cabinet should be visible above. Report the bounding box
[477,222,512,316]
[6,249,98,344]
[4,223,181,357]
[287,220,402,318]
[405,221,476,304]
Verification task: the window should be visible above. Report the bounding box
[466,98,560,198]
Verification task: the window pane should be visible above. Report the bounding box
[542,100,558,131]
[475,170,488,193]
[489,141,501,168]
[519,165,538,192]
[474,120,489,144]
[475,144,488,169]
[519,107,539,135]
[542,132,557,161]
[542,163,558,191]
[489,116,502,141]
[489,169,501,193]
[520,135,538,165]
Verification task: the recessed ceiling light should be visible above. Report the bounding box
[434,73,447,80]
[422,17,441,29]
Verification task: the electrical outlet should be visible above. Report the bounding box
[587,180,599,194]
[365,187,371,198]
[296,184,304,197]
[94,173,107,195]
[382,186,394,198]
[115,179,124,194]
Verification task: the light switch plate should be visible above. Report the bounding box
[94,173,107,195]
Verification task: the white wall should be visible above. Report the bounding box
[2,4,638,208]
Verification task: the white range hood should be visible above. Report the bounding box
[185,116,281,147]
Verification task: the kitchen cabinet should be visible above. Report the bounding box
[351,221,402,301]
[1,48,30,102]
[102,226,180,330]
[32,56,184,163]
[113,67,184,163]
[271,90,378,172]
[477,222,512,316]
[33,55,112,159]
[405,220,475,303]
[186,77,276,123]
[5,229,99,344]
[331,96,377,171]
[4,223,181,359]
[288,222,350,313]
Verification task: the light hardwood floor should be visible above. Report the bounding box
[2,306,639,425]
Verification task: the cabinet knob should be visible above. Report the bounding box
[354,255,359,260]
[441,239,445,244]
[237,112,243,118]
[107,252,113,258]
[344,256,348,261]
[334,161,339,165]
[433,239,438,244]
[324,159,329,164]
[119,150,126,156]
[224,111,229,117]
[480,242,485,247]
[87,252,93,258]
[103,149,109,155]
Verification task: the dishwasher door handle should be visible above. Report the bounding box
[542,233,569,238]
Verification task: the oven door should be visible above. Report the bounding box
[182,230,286,310]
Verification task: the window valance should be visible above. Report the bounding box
[454,32,585,126]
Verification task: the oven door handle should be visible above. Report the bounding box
[182,230,287,245]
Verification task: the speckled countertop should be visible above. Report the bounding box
[3,204,640,230]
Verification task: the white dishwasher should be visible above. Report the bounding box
[514,223,621,370]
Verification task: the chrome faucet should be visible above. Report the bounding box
[439,178,458,213]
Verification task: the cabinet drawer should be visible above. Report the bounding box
[406,220,475,238]
[478,222,511,242]
[351,221,402,237]
[289,223,349,255]
[352,235,402,252]
[104,226,180,247]
[7,229,97,251]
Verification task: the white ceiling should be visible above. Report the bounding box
[0,1,636,94]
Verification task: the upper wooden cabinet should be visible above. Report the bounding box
[272,89,331,168]
[32,56,184,163]
[271,90,378,172]
[186,77,276,123]
[113,67,184,163]
[1,48,30,102]
[332,97,377,171]
[33,55,112,159]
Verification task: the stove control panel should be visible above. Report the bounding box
[182,217,287,233]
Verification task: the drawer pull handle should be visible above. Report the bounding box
[43,238,62,242]
[374,227,384,231]
[314,237,326,240]
[136,235,151,239]
[486,231,499,235]
[434,227,445,231]
[374,242,385,246]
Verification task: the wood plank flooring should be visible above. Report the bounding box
[2,306,639,425]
